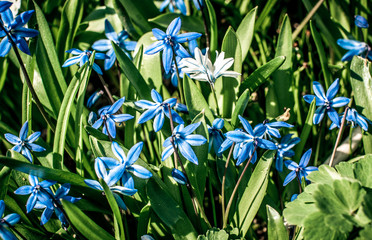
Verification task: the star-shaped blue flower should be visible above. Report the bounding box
[145,17,201,73]
[224,116,277,166]
[255,120,293,139]
[84,158,138,210]
[62,48,108,75]
[135,89,184,132]
[303,79,350,126]
[92,97,134,138]
[171,168,187,185]
[98,141,152,189]
[275,134,300,172]
[208,118,224,156]
[4,121,45,163]
[0,200,20,240]
[283,148,318,186]
[337,39,371,62]
[92,19,137,70]
[162,122,207,165]
[0,9,39,57]
[159,0,187,15]
[329,108,372,131]
[14,175,56,213]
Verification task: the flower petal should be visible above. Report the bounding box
[84,179,103,191]
[27,131,41,143]
[104,19,118,42]
[238,115,253,135]
[111,142,126,163]
[184,134,207,146]
[283,171,296,186]
[4,133,21,145]
[161,145,174,161]
[312,81,326,101]
[166,17,181,36]
[284,160,299,171]
[299,148,312,167]
[127,165,152,179]
[326,78,340,100]
[126,142,143,166]
[331,97,350,108]
[92,39,112,52]
[138,108,159,124]
[145,41,164,55]
[152,28,166,40]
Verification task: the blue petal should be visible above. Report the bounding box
[27,143,45,152]
[175,32,202,43]
[159,0,170,12]
[4,133,21,145]
[66,48,83,55]
[105,118,117,138]
[106,165,125,187]
[257,139,277,150]
[108,97,125,114]
[0,200,4,217]
[326,78,340,100]
[27,131,41,143]
[127,165,152,178]
[111,142,126,163]
[175,44,191,58]
[19,121,29,141]
[104,48,116,70]
[138,108,159,124]
[145,41,164,55]
[111,114,134,123]
[3,213,20,226]
[161,145,174,161]
[151,89,163,103]
[305,166,318,173]
[62,56,81,67]
[113,193,127,210]
[163,97,177,106]
[303,95,315,104]
[0,227,17,240]
[135,100,157,109]
[327,108,340,127]
[92,63,103,75]
[0,9,13,25]
[178,139,198,165]
[14,185,33,195]
[153,112,165,132]
[40,207,53,225]
[331,97,350,108]
[26,194,38,213]
[122,172,134,189]
[212,118,224,129]
[341,49,364,62]
[276,155,284,172]
[238,115,253,135]
[337,39,364,50]
[11,10,34,28]
[185,134,207,146]
[21,147,32,163]
[171,168,187,184]
[92,118,103,129]
[95,158,108,179]
[175,0,187,15]
[235,143,251,166]
[355,15,369,28]
[126,142,143,166]
[356,113,369,131]
[111,186,137,196]
[267,121,293,128]
[16,37,31,55]
[84,179,103,191]
[312,81,326,101]
[166,17,181,36]
[95,52,108,60]
[299,148,312,167]
[226,131,252,143]
[123,41,136,51]
[152,28,166,40]
[284,160,299,171]
[29,175,38,186]
[13,28,39,38]
[92,39,112,52]
[283,171,296,186]
[99,157,120,169]
[80,53,89,66]
[39,180,57,188]
[0,2,12,13]
[55,183,70,199]
[104,19,118,42]
[313,106,326,124]
[162,45,173,74]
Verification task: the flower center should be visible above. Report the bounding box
[165,35,174,46]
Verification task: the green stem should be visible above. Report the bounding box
[221,143,234,226]
[223,146,257,229]
[210,84,220,116]
[4,221,27,240]
[171,46,185,104]
[329,107,349,167]
[208,179,217,227]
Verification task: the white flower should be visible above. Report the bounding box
[181,47,240,87]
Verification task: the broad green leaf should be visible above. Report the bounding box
[113,0,140,39]
[271,15,293,119]
[231,89,250,128]
[239,56,285,95]
[183,75,215,125]
[137,204,151,239]
[310,21,332,89]
[197,228,229,240]
[294,99,315,162]
[353,156,372,188]
[236,7,257,61]
[63,200,115,240]
[350,56,372,153]
[147,178,198,240]
[149,13,205,34]
[205,0,218,52]
[113,42,152,100]
[267,205,288,240]
[232,150,276,236]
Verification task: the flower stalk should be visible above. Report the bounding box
[329,107,349,167]
[221,143,234,225]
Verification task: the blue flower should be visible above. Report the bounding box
[0,1,12,13]
[4,121,45,163]
[283,149,318,186]
[162,122,207,165]
[14,175,56,213]
[84,158,137,210]
[92,19,137,70]
[290,194,298,202]
[98,142,152,189]
[145,17,201,73]
[171,168,187,185]
[88,112,98,126]
[159,0,187,15]
[355,15,369,28]
[329,108,372,131]
[0,9,39,57]
[62,49,108,75]
[256,120,293,139]
[174,103,188,113]
[87,90,104,108]
[275,134,300,172]
[337,39,371,62]
[0,200,20,240]
[135,89,184,132]
[224,116,277,166]
[303,79,350,126]
[192,0,203,10]
[92,97,134,138]
[167,56,185,87]
[208,118,224,156]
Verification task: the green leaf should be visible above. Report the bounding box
[197,228,229,240]
[63,200,115,240]
[239,56,285,95]
[231,89,250,128]
[267,205,288,240]
[99,179,125,240]
[149,13,205,34]
[353,155,372,188]
[294,98,316,162]
[137,204,151,238]
[147,178,198,240]
[350,56,372,153]
[113,42,152,100]
[232,150,276,236]
[236,7,257,61]
[205,0,218,52]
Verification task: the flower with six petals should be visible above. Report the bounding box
[275,134,300,172]
[62,48,108,75]
[0,200,20,240]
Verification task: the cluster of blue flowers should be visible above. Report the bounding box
[158,0,204,15]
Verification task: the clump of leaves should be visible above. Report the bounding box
[283,155,372,240]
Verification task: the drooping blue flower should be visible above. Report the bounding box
[0,200,20,240]
[275,134,300,172]
[224,116,277,166]
[4,121,45,163]
[88,112,98,126]
[303,79,350,126]
[159,0,187,15]
[98,142,152,189]
[0,1,12,13]
[329,108,372,131]
[192,0,204,10]
[0,9,39,57]
[92,97,134,138]
[337,39,371,62]
[135,89,184,132]
[145,17,201,73]
[256,120,293,139]
[174,103,188,113]
[87,90,104,108]
[14,175,56,213]
[162,122,207,165]
[84,158,138,210]
[208,118,224,156]
[283,149,318,186]
[355,15,369,28]
[171,168,187,185]
[92,19,137,70]
[62,49,108,75]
